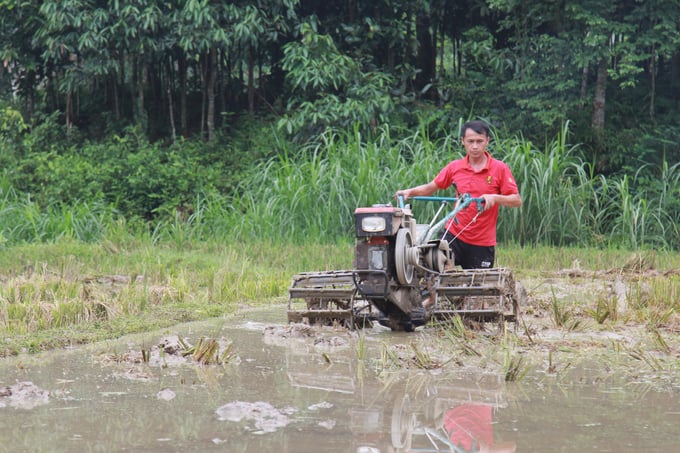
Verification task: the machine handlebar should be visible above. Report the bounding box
[397,194,485,211]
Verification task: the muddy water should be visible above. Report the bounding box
[1,307,678,453]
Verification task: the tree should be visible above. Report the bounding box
[622,0,680,119]
[175,0,230,141]
[278,21,396,138]
[0,0,44,120]
[0,0,677,172]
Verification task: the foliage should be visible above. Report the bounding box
[0,0,677,170]
[278,22,397,139]
[0,105,28,139]
[6,125,240,221]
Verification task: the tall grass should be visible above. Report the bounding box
[224,126,458,242]
[218,123,679,250]
[498,123,679,249]
[497,123,592,246]
[0,187,117,246]
[0,124,677,250]
[0,238,331,355]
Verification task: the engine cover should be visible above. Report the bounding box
[354,205,409,237]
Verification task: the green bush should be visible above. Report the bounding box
[9,126,231,221]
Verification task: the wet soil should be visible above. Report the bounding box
[0,270,679,452]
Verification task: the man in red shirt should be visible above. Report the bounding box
[396,120,521,269]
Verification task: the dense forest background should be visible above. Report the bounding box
[0,0,678,249]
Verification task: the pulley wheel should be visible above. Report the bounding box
[391,394,415,450]
[395,229,415,285]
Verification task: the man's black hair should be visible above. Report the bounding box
[460,120,490,138]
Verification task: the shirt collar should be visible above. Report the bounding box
[463,151,492,171]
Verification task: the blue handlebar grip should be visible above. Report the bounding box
[397,194,405,209]
[411,195,458,203]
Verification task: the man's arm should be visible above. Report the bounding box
[481,193,522,210]
[396,181,440,201]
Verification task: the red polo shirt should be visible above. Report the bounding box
[433,151,518,246]
[444,404,494,450]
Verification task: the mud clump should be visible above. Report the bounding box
[263,323,318,339]
[156,388,176,401]
[100,334,237,370]
[215,401,295,433]
[263,323,353,350]
[0,381,49,410]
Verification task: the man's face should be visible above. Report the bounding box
[461,129,489,159]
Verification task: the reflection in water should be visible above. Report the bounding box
[350,371,517,453]
[277,324,518,452]
[422,403,516,453]
[0,312,678,452]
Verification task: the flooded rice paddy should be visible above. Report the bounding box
[1,305,679,452]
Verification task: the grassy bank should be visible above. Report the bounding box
[1,239,678,356]
[0,238,350,356]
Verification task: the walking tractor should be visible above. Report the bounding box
[287,195,522,332]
